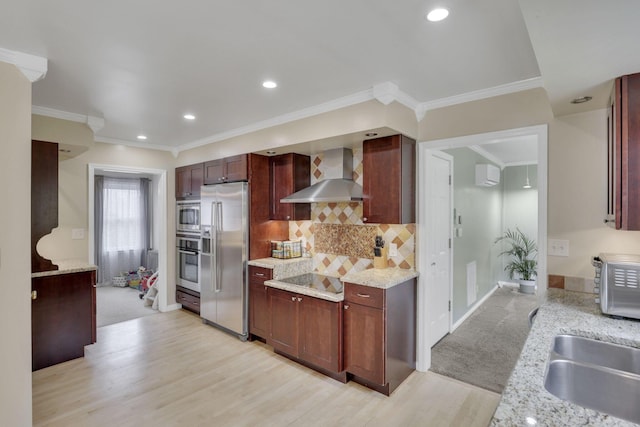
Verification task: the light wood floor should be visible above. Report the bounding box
[33,309,500,427]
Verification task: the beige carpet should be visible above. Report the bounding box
[430,285,538,393]
[96,286,158,327]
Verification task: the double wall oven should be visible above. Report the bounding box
[176,200,201,293]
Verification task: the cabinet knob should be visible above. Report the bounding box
[31,290,38,300]
[286,215,290,220]
[344,304,349,310]
[291,296,296,302]
[363,217,368,222]
[297,297,302,302]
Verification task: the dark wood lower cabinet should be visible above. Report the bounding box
[176,285,200,314]
[268,287,344,379]
[343,279,416,395]
[248,266,273,340]
[31,270,96,371]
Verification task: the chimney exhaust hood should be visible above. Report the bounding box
[280,148,363,203]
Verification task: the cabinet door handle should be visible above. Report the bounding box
[291,296,296,301]
[344,304,349,310]
[297,297,302,302]
[31,290,38,300]
[255,272,265,277]
[356,293,371,298]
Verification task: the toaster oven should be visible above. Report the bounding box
[592,253,640,320]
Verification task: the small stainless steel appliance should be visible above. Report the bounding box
[176,234,200,292]
[592,253,640,320]
[176,200,200,233]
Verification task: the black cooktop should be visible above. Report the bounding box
[279,273,343,294]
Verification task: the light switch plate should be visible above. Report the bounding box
[71,228,85,240]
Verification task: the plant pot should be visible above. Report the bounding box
[519,279,536,294]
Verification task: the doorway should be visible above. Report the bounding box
[88,164,169,324]
[416,124,548,371]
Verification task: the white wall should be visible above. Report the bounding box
[548,109,640,278]
[0,61,33,426]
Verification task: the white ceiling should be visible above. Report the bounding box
[1,1,639,152]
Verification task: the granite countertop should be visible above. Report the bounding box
[342,268,419,289]
[492,288,640,427]
[265,274,344,302]
[32,259,97,278]
[248,257,313,280]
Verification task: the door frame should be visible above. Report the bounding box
[88,163,173,312]
[415,124,548,371]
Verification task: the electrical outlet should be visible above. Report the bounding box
[548,239,569,257]
[389,243,398,257]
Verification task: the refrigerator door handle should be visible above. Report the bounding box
[213,201,223,293]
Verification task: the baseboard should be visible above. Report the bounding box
[451,284,499,332]
[163,303,182,312]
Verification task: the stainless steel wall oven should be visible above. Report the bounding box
[176,234,200,292]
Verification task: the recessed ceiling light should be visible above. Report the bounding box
[570,96,593,104]
[262,80,277,89]
[426,8,449,22]
[183,114,196,120]
[137,135,147,140]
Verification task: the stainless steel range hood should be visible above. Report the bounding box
[280,148,363,203]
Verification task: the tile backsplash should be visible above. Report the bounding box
[287,147,416,276]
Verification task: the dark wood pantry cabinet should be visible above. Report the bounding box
[362,134,416,224]
[343,279,416,395]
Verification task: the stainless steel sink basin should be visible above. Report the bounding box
[552,334,640,374]
[544,335,640,424]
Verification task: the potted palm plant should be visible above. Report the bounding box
[494,228,537,294]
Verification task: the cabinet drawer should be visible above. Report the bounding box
[344,283,384,309]
[249,266,273,283]
[177,290,200,313]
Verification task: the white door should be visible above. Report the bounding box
[426,151,453,347]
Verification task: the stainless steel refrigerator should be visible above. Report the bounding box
[200,182,248,340]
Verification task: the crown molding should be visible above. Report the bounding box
[419,77,544,112]
[32,105,105,134]
[0,48,47,82]
[177,87,375,153]
[94,135,175,152]
[32,105,87,122]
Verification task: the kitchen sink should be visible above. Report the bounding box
[552,334,640,374]
[544,335,640,424]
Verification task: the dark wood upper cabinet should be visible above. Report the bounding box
[32,140,59,273]
[608,72,640,230]
[204,154,248,184]
[270,153,310,220]
[362,135,416,224]
[175,163,204,200]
